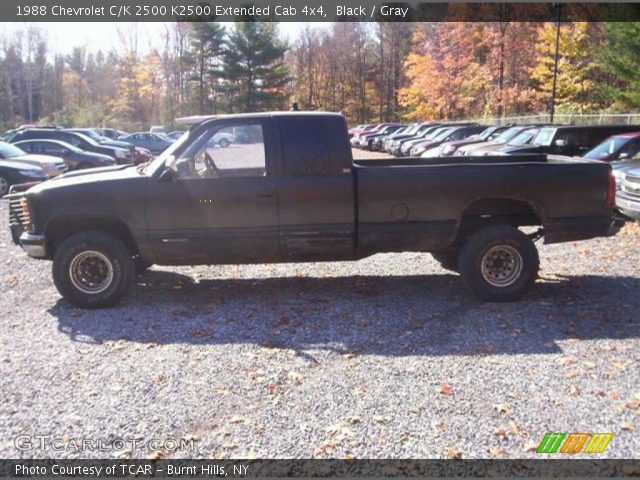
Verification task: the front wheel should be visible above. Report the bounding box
[0,175,10,197]
[53,231,134,308]
[458,225,539,302]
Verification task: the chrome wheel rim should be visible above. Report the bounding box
[69,250,114,294]
[0,177,8,196]
[481,245,523,287]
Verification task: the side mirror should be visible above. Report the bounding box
[618,152,629,160]
[158,168,174,182]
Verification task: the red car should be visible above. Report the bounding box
[134,147,153,165]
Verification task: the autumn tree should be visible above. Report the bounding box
[531,22,609,114]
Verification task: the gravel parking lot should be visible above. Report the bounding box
[1,150,639,459]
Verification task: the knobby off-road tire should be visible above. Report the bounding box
[53,231,134,308]
[431,251,459,273]
[459,225,539,302]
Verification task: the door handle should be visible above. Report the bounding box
[257,193,274,198]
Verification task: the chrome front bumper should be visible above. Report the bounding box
[20,232,46,258]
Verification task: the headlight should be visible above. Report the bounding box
[413,146,427,155]
[19,169,46,178]
[442,144,456,154]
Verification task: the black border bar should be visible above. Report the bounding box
[3,2,640,22]
[2,459,640,477]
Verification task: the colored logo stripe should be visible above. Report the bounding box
[560,433,590,454]
[536,432,613,454]
[583,433,613,454]
[537,432,566,453]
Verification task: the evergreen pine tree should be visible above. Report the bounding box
[222,23,289,112]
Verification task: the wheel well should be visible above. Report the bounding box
[45,215,139,257]
[456,198,544,242]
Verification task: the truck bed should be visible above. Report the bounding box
[353,155,613,252]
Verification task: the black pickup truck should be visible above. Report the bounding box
[7,112,621,308]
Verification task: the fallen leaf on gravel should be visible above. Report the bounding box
[523,441,539,452]
[326,424,355,437]
[608,391,620,400]
[229,416,244,424]
[494,403,510,414]
[621,421,636,431]
[348,416,362,425]
[569,385,581,396]
[265,383,277,394]
[373,415,389,424]
[489,446,506,458]
[625,400,639,410]
[439,383,453,396]
[583,361,597,370]
[596,390,606,397]
[147,451,164,460]
[565,371,578,379]
[611,360,629,371]
[635,391,640,401]
[288,371,303,385]
[494,428,507,438]
[509,421,521,435]
[446,446,463,459]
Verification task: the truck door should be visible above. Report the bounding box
[275,116,356,260]
[145,119,279,263]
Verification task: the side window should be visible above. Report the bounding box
[63,134,81,148]
[44,143,66,155]
[280,119,330,176]
[174,123,266,179]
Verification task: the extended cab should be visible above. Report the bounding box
[7,112,622,308]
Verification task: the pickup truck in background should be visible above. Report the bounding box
[7,112,622,308]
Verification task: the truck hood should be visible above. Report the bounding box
[27,164,140,193]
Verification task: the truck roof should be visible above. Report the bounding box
[175,111,344,126]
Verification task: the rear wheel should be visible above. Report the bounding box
[53,231,134,308]
[458,225,539,302]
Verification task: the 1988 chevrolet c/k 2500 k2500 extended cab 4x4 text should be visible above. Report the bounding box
[8,112,622,308]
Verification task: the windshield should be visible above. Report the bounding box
[583,136,630,159]
[476,127,498,141]
[493,127,524,144]
[509,129,538,146]
[532,127,557,146]
[143,131,190,175]
[434,127,455,141]
[0,141,26,158]
[402,124,420,135]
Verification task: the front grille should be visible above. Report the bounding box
[623,175,640,197]
[7,193,28,227]
[626,175,640,185]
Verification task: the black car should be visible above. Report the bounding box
[10,129,132,163]
[14,139,117,170]
[68,128,135,156]
[0,159,48,196]
[500,125,640,157]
